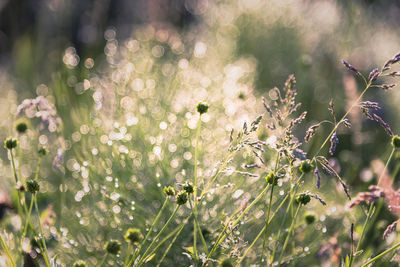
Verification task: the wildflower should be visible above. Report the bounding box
[26,180,40,194]
[304,124,320,142]
[124,228,143,245]
[176,191,188,205]
[329,132,339,155]
[73,260,87,267]
[183,182,194,194]
[392,135,400,148]
[304,212,316,224]
[38,146,48,156]
[163,186,175,197]
[368,68,379,81]
[383,220,398,239]
[296,193,311,205]
[104,240,121,255]
[4,137,18,150]
[265,172,278,185]
[300,160,313,174]
[342,59,358,73]
[15,121,28,133]
[196,102,209,114]
[373,114,394,137]
[314,168,321,188]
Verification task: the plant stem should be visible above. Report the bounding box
[313,81,371,158]
[157,222,186,267]
[0,233,16,267]
[277,203,302,265]
[34,194,51,267]
[361,241,400,267]
[193,117,202,264]
[127,198,169,266]
[137,205,180,266]
[99,253,109,267]
[259,184,275,265]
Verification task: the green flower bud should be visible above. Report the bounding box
[265,172,278,185]
[183,182,194,194]
[300,160,313,174]
[176,191,188,205]
[196,102,209,115]
[38,146,48,156]
[124,228,143,245]
[73,260,87,267]
[104,240,121,255]
[26,180,40,194]
[4,137,18,150]
[296,193,311,205]
[304,212,316,224]
[392,135,400,148]
[163,186,175,197]
[16,121,28,134]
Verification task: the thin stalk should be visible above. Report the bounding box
[277,203,302,265]
[0,233,16,267]
[34,195,50,267]
[260,184,275,265]
[137,205,180,266]
[99,253,109,267]
[193,117,202,264]
[128,198,169,266]
[189,199,208,255]
[361,241,400,267]
[124,244,132,266]
[354,147,395,256]
[313,81,371,158]
[157,222,186,267]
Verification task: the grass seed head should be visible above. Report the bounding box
[392,135,400,148]
[15,121,28,133]
[163,186,176,197]
[183,182,194,194]
[296,193,311,205]
[72,260,87,267]
[26,180,40,194]
[176,191,188,205]
[265,172,278,185]
[197,102,209,114]
[124,228,143,245]
[300,160,313,173]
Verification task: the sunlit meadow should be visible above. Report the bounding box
[1,1,400,266]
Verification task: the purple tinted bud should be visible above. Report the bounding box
[368,68,379,81]
[329,132,339,155]
[342,59,358,73]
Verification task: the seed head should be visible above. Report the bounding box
[265,172,278,185]
[296,193,311,205]
[196,102,209,115]
[392,135,400,148]
[124,228,143,245]
[16,121,28,134]
[104,240,121,255]
[4,137,18,150]
[163,186,175,197]
[183,182,194,194]
[300,160,313,174]
[304,212,316,224]
[38,146,48,156]
[26,180,40,193]
[73,260,87,267]
[176,191,188,205]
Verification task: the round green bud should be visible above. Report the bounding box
[16,121,28,134]
[265,172,278,185]
[26,180,40,194]
[4,137,18,150]
[296,193,311,205]
[176,191,188,205]
[38,146,48,156]
[219,258,233,267]
[163,186,175,197]
[304,212,316,224]
[104,240,121,255]
[73,260,87,267]
[183,182,194,194]
[196,102,209,115]
[392,135,400,148]
[299,160,313,174]
[124,228,143,245]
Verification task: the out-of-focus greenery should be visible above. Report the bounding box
[1,1,400,266]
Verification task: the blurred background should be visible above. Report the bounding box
[1,0,400,265]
